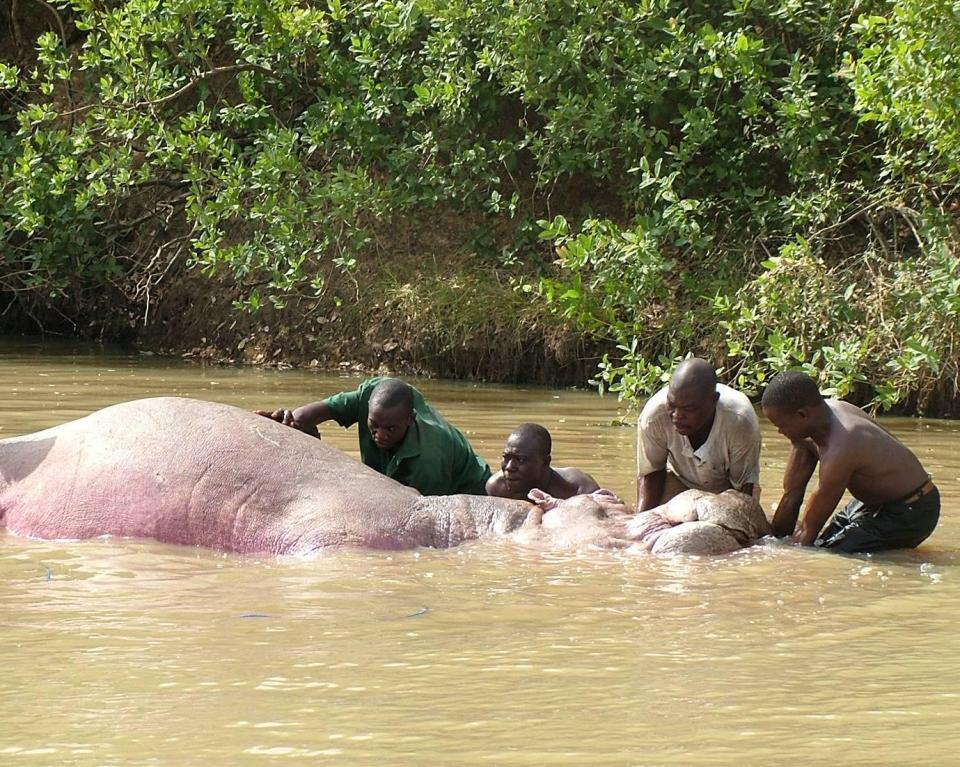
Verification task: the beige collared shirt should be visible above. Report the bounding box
[636,383,761,493]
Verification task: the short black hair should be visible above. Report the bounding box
[669,357,718,398]
[761,371,824,412]
[369,378,415,414]
[509,422,552,456]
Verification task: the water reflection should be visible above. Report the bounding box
[2,337,960,766]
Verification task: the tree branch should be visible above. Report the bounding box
[59,63,273,117]
[27,0,67,47]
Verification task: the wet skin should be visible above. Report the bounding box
[487,434,599,501]
[762,399,930,544]
[367,402,414,451]
[0,398,628,553]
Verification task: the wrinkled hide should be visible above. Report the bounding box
[0,398,771,558]
[628,489,771,555]
[0,398,632,555]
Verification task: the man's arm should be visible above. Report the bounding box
[794,454,852,545]
[253,401,334,437]
[255,403,332,427]
[291,401,334,428]
[635,393,670,511]
[637,469,666,511]
[257,382,364,435]
[560,468,600,495]
[485,472,508,497]
[770,441,818,538]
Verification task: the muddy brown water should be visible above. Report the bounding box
[2,338,959,766]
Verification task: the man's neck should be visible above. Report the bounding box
[808,403,835,447]
[688,413,716,451]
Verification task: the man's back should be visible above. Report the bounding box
[820,400,928,504]
[552,467,600,497]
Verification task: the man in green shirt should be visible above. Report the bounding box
[256,377,491,496]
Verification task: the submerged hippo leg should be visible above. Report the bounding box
[627,510,674,551]
[694,490,771,545]
[650,521,742,555]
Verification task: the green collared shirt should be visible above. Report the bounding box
[323,377,491,496]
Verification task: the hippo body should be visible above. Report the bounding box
[0,397,536,554]
[0,398,769,556]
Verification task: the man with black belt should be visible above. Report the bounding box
[761,371,939,553]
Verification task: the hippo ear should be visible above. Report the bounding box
[591,488,623,504]
[528,488,560,511]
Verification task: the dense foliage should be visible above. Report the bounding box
[1,0,958,411]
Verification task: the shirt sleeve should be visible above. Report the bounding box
[322,385,364,427]
[436,427,491,495]
[725,411,762,489]
[636,398,669,477]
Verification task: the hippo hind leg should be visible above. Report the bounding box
[650,521,742,556]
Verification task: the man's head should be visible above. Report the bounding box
[760,371,824,441]
[500,423,552,496]
[367,379,416,450]
[666,358,720,438]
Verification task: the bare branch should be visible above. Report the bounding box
[10,0,23,52]
[58,63,273,117]
[25,0,67,46]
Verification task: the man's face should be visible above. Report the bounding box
[500,434,549,495]
[367,403,414,450]
[761,404,808,443]
[665,386,718,437]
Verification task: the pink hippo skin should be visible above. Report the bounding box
[0,397,640,554]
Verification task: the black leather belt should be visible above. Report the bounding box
[897,478,936,505]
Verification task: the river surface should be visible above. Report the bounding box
[1,338,958,767]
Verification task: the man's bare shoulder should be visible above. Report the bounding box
[820,399,907,472]
[817,400,872,456]
[827,400,892,445]
[828,399,874,423]
[552,467,601,496]
[822,400,928,501]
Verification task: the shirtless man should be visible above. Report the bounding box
[761,371,940,552]
[486,423,600,501]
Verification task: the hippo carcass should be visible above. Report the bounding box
[628,489,771,555]
[0,397,640,554]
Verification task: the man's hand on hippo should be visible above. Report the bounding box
[254,407,293,424]
[254,409,321,439]
[528,487,628,514]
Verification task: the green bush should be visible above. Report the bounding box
[2,0,959,411]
